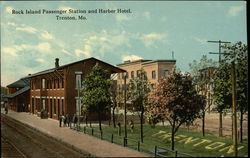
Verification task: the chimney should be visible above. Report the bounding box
[55,58,59,68]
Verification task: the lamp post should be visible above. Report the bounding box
[75,72,82,131]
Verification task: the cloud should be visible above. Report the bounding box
[2,42,51,56]
[2,47,19,56]
[228,6,244,17]
[35,58,45,63]
[7,22,16,26]
[62,49,72,56]
[122,55,143,62]
[192,36,207,45]
[142,11,151,20]
[16,26,37,34]
[41,31,54,40]
[6,6,14,14]
[75,49,91,57]
[116,14,132,22]
[140,33,167,47]
[36,42,51,52]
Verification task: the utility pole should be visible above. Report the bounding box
[231,61,238,157]
[208,40,238,156]
[207,40,231,137]
[124,73,127,139]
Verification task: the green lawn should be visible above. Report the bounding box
[78,124,248,157]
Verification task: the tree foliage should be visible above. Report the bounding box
[127,69,151,142]
[147,72,205,150]
[213,41,248,113]
[81,63,112,131]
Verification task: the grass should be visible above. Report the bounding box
[78,124,248,157]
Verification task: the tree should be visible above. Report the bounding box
[147,72,205,150]
[217,42,248,142]
[189,55,218,136]
[110,80,123,128]
[81,63,112,131]
[127,69,151,143]
[213,61,232,137]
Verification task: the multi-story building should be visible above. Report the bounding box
[198,66,217,113]
[116,59,176,89]
[5,57,125,120]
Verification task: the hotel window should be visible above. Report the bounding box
[152,71,156,79]
[164,70,169,77]
[131,71,134,79]
[136,70,141,77]
[42,78,46,90]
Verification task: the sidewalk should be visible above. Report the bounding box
[1,109,150,157]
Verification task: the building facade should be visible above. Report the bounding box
[116,59,176,89]
[5,79,30,112]
[198,66,217,113]
[5,57,125,120]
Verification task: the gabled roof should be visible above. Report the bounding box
[4,86,30,99]
[7,79,30,88]
[22,57,126,79]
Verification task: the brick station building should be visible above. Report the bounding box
[5,57,125,120]
[5,78,30,112]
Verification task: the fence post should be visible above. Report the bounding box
[175,151,178,157]
[91,128,94,136]
[137,141,140,151]
[123,137,126,147]
[111,134,113,143]
[154,146,157,157]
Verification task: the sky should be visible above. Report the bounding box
[0,1,247,87]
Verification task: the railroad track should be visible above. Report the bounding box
[1,114,87,158]
[1,136,27,158]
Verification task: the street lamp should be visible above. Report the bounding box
[75,72,82,131]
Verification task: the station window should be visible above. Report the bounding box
[54,99,56,114]
[42,78,46,90]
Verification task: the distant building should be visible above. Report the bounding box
[5,57,125,120]
[116,59,176,89]
[116,59,176,110]
[4,78,30,112]
[198,66,217,112]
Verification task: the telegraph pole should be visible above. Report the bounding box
[231,61,238,157]
[124,73,127,139]
[207,40,231,137]
[208,40,238,156]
